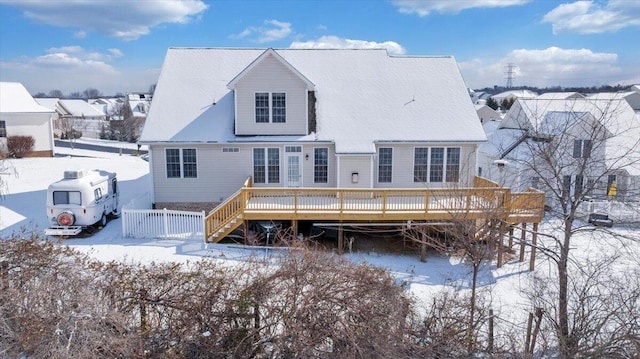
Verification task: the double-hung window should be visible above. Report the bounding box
[255,92,286,123]
[378,148,393,183]
[255,93,270,123]
[253,148,280,183]
[413,147,461,183]
[445,148,460,183]
[314,148,328,183]
[166,148,197,178]
[414,148,429,182]
[429,148,444,182]
[573,139,592,158]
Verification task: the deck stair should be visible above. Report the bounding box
[205,182,249,242]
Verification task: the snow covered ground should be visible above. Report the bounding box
[1,141,638,329]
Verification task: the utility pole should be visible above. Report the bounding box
[505,63,516,88]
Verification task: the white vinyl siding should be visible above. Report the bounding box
[376,144,477,188]
[235,55,307,135]
[152,145,253,203]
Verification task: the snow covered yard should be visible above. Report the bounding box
[1,142,639,356]
[1,143,638,293]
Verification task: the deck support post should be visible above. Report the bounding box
[337,223,344,255]
[508,226,514,248]
[529,222,538,271]
[291,220,298,241]
[497,221,505,268]
[519,223,527,262]
[420,229,427,263]
[243,221,249,245]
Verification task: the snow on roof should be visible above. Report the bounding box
[35,98,61,111]
[141,48,486,153]
[491,89,538,101]
[536,92,585,100]
[58,99,106,117]
[501,98,640,175]
[0,82,54,113]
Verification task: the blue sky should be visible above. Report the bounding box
[1,0,638,96]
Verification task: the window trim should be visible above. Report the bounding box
[165,148,198,179]
[413,147,461,183]
[378,147,393,183]
[254,92,287,123]
[314,147,329,184]
[253,147,280,184]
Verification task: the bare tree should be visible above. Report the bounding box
[82,88,102,99]
[502,97,640,357]
[48,89,64,98]
[403,184,509,354]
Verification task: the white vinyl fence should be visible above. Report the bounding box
[121,192,205,240]
[577,200,640,224]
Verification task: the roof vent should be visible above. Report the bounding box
[64,169,87,179]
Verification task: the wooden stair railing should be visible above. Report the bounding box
[204,177,252,243]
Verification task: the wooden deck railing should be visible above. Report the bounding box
[204,177,545,242]
[204,177,252,241]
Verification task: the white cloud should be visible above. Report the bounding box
[290,36,406,55]
[0,46,157,95]
[232,19,293,43]
[542,0,640,34]
[0,0,208,40]
[459,47,629,88]
[392,0,529,16]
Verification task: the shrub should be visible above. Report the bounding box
[7,135,35,158]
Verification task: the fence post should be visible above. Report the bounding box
[163,208,169,239]
[201,211,206,242]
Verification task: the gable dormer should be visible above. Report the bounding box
[228,49,315,136]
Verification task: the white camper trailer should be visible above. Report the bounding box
[45,169,120,236]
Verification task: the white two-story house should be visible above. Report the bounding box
[140,48,487,210]
[478,96,640,202]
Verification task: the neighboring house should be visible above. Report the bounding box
[490,90,538,108]
[126,92,153,118]
[56,99,108,139]
[0,82,55,157]
[469,89,491,105]
[139,48,487,209]
[88,98,126,120]
[478,96,640,202]
[475,104,501,124]
[536,92,585,100]
[588,91,640,111]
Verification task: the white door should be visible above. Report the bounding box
[286,153,302,187]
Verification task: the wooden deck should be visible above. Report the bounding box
[204,177,545,243]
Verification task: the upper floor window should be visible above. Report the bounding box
[166,148,197,178]
[255,92,286,123]
[314,148,328,183]
[253,148,280,184]
[414,147,461,183]
[255,93,270,123]
[573,139,592,158]
[378,148,393,183]
[272,93,286,123]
